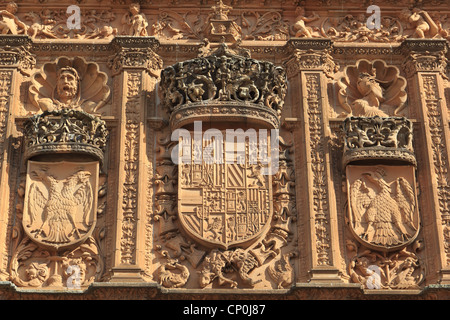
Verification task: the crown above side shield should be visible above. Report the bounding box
[23,109,109,166]
[341,116,416,167]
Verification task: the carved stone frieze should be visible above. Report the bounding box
[10,236,104,288]
[1,0,450,300]
[346,239,425,289]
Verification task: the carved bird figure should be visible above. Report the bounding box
[350,168,417,247]
[28,169,93,245]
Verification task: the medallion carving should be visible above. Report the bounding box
[29,56,111,114]
[337,59,408,118]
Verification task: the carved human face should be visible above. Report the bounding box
[129,3,140,15]
[56,70,79,103]
[6,2,18,14]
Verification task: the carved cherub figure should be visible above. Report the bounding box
[292,6,319,38]
[24,11,57,39]
[400,8,439,38]
[0,1,27,35]
[121,3,148,37]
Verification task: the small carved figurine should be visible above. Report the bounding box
[0,2,27,35]
[292,6,319,38]
[121,3,149,37]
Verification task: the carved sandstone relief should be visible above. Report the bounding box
[23,161,98,250]
[346,165,419,251]
[341,114,423,289]
[9,109,109,289]
[2,1,449,43]
[28,56,111,115]
[152,40,297,289]
[336,59,408,118]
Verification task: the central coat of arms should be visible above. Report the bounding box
[23,161,99,250]
[178,134,273,249]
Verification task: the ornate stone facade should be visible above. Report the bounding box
[0,0,449,300]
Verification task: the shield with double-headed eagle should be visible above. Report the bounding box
[177,132,273,250]
[23,161,99,251]
[346,165,420,252]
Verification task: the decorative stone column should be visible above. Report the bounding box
[0,35,35,279]
[283,39,343,283]
[107,36,163,282]
[402,39,450,284]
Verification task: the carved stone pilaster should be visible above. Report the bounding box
[107,36,162,282]
[401,39,450,284]
[0,35,35,280]
[283,39,343,283]
[402,39,448,79]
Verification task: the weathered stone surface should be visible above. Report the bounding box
[0,0,449,300]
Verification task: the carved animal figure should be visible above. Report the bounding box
[350,168,417,247]
[205,217,223,241]
[267,252,296,289]
[158,259,190,288]
[28,169,93,244]
[199,250,237,288]
[229,248,261,287]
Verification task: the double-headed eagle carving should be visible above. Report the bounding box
[27,168,93,245]
[349,168,417,248]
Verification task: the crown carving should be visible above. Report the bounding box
[159,43,287,129]
[341,116,416,167]
[24,109,108,164]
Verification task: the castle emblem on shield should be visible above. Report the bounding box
[178,136,273,249]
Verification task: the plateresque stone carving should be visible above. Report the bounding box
[337,59,408,117]
[159,43,287,130]
[23,161,99,250]
[29,56,111,114]
[23,109,109,165]
[341,116,416,167]
[346,165,420,251]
